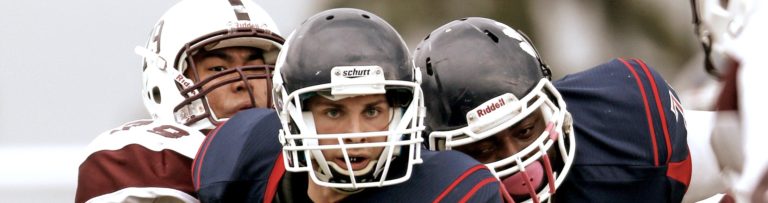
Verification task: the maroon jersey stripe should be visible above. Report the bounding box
[75,144,195,202]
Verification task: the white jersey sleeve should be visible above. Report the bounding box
[75,119,206,203]
[682,110,727,203]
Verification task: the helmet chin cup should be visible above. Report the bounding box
[502,161,544,197]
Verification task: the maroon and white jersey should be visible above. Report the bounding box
[75,119,205,203]
[712,6,768,201]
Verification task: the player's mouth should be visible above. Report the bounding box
[238,105,253,112]
[236,102,255,111]
[225,103,253,116]
[334,155,371,171]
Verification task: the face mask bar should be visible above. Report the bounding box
[428,79,576,203]
[167,27,284,128]
[429,79,559,149]
[174,64,274,126]
[276,79,426,189]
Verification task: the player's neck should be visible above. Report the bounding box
[307,178,349,203]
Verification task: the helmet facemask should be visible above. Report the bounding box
[171,28,283,129]
[428,79,576,203]
[690,0,754,79]
[275,65,426,190]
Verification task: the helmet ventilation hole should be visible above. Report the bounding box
[484,30,499,43]
[361,14,370,19]
[151,86,162,104]
[326,15,334,20]
[426,57,434,76]
[424,33,431,40]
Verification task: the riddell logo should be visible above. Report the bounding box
[227,21,268,30]
[476,98,506,117]
[342,68,371,78]
[175,74,191,88]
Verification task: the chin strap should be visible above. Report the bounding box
[328,160,378,177]
[320,160,378,188]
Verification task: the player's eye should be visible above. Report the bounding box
[325,108,341,119]
[461,141,496,162]
[363,107,380,118]
[516,127,534,140]
[208,66,227,72]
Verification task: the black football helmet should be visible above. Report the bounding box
[414,17,575,202]
[273,8,425,189]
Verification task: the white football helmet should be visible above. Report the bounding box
[696,0,768,202]
[273,8,425,190]
[690,0,758,77]
[138,0,284,130]
[415,17,575,203]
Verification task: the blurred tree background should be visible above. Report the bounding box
[310,0,716,109]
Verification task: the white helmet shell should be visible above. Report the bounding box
[139,0,283,130]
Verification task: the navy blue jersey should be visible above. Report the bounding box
[552,58,691,202]
[193,108,504,202]
[192,108,284,203]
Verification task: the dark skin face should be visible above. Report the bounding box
[187,46,269,119]
[454,108,547,163]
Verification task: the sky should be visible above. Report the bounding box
[0,0,313,201]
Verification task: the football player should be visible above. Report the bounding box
[193,8,506,202]
[415,17,691,202]
[691,0,768,202]
[75,0,283,202]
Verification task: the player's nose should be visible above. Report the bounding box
[343,116,369,143]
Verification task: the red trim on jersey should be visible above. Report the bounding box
[497,181,515,203]
[193,122,226,190]
[263,153,285,203]
[667,153,692,187]
[618,58,659,167]
[634,59,673,164]
[433,164,487,203]
[460,177,499,203]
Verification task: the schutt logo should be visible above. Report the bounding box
[341,68,371,78]
[477,98,506,118]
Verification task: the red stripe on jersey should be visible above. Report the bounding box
[433,164,487,203]
[75,145,195,203]
[460,177,499,203]
[667,152,692,187]
[497,179,515,202]
[193,122,225,190]
[618,58,659,167]
[263,153,286,203]
[634,59,673,164]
